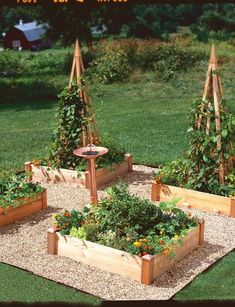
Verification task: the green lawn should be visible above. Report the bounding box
[174,250,235,301]
[1,56,234,172]
[0,262,101,304]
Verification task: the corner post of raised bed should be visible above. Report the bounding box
[47,228,58,255]
[198,218,205,245]
[141,254,155,285]
[42,189,48,209]
[125,154,133,172]
[230,197,235,218]
[24,162,32,181]
[151,182,161,201]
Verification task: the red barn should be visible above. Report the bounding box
[3,20,47,50]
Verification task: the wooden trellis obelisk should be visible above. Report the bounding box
[69,39,99,147]
[197,44,233,184]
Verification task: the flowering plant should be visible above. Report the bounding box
[52,182,198,258]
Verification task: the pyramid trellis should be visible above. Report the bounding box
[69,39,99,147]
[196,44,233,184]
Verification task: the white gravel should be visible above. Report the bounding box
[0,165,234,301]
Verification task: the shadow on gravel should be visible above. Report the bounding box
[0,206,62,235]
[153,241,226,288]
[98,169,154,191]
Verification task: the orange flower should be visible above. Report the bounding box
[160,240,166,245]
[63,211,71,217]
[163,249,170,256]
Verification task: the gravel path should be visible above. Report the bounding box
[0,165,235,300]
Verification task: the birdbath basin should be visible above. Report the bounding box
[73,145,108,160]
[73,144,108,204]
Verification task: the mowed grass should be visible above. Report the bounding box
[1,55,234,172]
[174,250,235,301]
[0,101,56,171]
[0,262,101,304]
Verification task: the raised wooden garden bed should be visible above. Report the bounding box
[47,220,204,285]
[0,190,47,226]
[25,154,132,188]
[151,182,235,218]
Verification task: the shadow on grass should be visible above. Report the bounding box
[0,205,62,235]
[153,241,226,288]
[0,100,57,112]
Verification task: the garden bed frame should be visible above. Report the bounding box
[151,182,235,218]
[25,154,132,188]
[47,219,204,285]
[0,190,47,226]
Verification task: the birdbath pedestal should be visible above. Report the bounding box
[73,144,108,204]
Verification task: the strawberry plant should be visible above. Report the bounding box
[52,182,198,258]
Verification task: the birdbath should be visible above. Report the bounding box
[73,144,108,204]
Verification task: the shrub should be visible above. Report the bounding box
[153,44,205,80]
[52,182,198,258]
[87,49,131,84]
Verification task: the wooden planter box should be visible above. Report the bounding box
[151,182,235,218]
[25,154,133,188]
[47,220,204,285]
[0,190,47,226]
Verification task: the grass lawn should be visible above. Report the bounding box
[0,262,101,305]
[174,250,235,301]
[0,53,234,172]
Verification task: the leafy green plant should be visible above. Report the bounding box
[0,171,44,209]
[52,182,198,258]
[47,83,86,170]
[35,83,125,173]
[154,97,235,196]
[87,49,131,84]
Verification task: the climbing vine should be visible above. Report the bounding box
[154,97,235,196]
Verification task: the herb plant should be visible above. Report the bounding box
[52,182,198,258]
[0,171,44,209]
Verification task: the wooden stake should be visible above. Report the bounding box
[199,44,233,185]
[69,39,99,147]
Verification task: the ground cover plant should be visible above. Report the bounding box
[0,171,44,209]
[52,182,198,258]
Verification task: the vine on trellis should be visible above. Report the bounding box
[155,45,235,196]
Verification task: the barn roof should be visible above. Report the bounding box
[14,21,47,42]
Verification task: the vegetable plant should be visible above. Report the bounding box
[33,83,125,172]
[52,182,198,258]
[0,171,44,209]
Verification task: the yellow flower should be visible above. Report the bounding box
[134,241,141,248]
[52,213,58,219]
[173,234,179,240]
[126,237,131,241]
